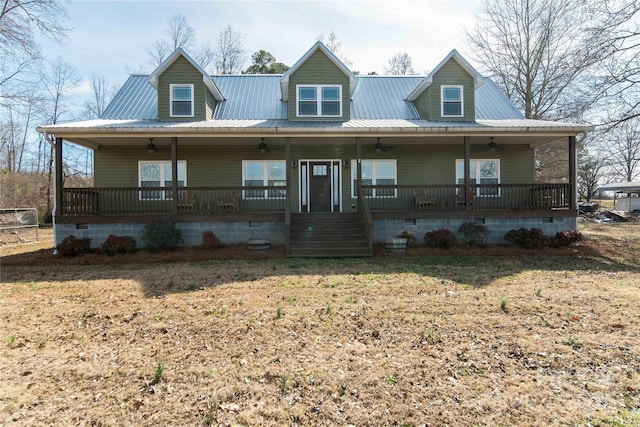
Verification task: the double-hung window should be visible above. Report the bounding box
[456,159,500,196]
[441,85,463,117]
[170,84,194,117]
[297,85,342,117]
[139,161,186,200]
[351,160,397,198]
[243,161,286,199]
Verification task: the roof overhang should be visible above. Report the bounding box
[148,48,224,101]
[597,182,640,192]
[280,41,358,101]
[407,49,485,102]
[36,118,593,150]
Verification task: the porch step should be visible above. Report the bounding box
[288,213,371,257]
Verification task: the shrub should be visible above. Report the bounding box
[397,230,417,248]
[57,235,91,257]
[101,235,137,255]
[504,227,548,249]
[424,229,457,249]
[141,220,182,252]
[550,229,584,248]
[201,230,222,249]
[458,221,489,247]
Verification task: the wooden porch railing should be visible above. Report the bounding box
[362,183,571,212]
[61,186,287,216]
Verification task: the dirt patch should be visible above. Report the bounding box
[1,223,639,426]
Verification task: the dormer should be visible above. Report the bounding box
[407,50,483,122]
[148,48,224,121]
[280,42,358,121]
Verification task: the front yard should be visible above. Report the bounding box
[1,223,639,426]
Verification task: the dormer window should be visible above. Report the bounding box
[441,85,463,117]
[170,84,194,117]
[297,85,342,117]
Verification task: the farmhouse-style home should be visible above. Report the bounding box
[37,42,592,256]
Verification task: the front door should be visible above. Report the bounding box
[309,162,332,212]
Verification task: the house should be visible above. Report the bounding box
[37,42,592,256]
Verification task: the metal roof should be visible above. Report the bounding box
[102,73,526,122]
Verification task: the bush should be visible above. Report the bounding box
[504,227,548,249]
[141,220,182,252]
[101,235,137,255]
[424,229,457,249]
[458,221,489,247]
[201,230,222,249]
[550,229,584,248]
[57,235,91,257]
[397,230,417,248]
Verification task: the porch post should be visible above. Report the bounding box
[464,136,471,211]
[55,137,63,217]
[171,137,178,215]
[285,137,291,205]
[569,135,577,212]
[356,137,362,188]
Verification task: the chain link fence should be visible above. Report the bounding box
[0,208,40,246]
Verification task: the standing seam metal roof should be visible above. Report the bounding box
[102,73,524,121]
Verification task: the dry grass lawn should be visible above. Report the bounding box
[1,223,639,426]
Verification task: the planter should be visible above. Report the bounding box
[384,237,407,252]
[248,239,270,251]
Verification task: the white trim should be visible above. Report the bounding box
[242,160,286,200]
[351,159,397,199]
[455,158,501,197]
[296,84,343,118]
[138,160,187,200]
[441,85,464,118]
[170,84,195,117]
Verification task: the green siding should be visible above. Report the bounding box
[414,59,475,122]
[157,56,214,121]
[288,50,350,121]
[94,141,535,212]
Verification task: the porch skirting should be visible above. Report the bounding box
[54,221,286,249]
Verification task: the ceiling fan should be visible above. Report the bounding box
[374,138,396,153]
[487,137,504,152]
[258,138,280,154]
[147,138,159,153]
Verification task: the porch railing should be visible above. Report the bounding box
[362,183,571,212]
[61,186,286,216]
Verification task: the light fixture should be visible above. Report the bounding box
[291,158,297,169]
[488,137,497,152]
[344,159,350,169]
[147,138,158,153]
[258,138,268,154]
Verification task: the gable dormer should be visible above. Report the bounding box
[148,49,224,121]
[280,42,358,121]
[407,50,483,122]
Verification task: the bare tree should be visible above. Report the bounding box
[0,0,69,90]
[83,74,111,119]
[604,117,640,182]
[39,57,79,215]
[148,14,214,70]
[385,52,415,75]
[214,25,246,74]
[316,31,353,68]
[578,144,608,202]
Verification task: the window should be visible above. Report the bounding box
[170,84,194,117]
[243,161,286,199]
[296,85,342,117]
[138,161,186,200]
[351,160,397,198]
[441,85,463,117]
[456,159,500,196]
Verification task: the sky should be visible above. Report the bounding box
[38,0,483,99]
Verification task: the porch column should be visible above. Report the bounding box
[569,135,577,212]
[55,137,63,217]
[286,137,291,207]
[356,137,362,188]
[171,137,178,215]
[464,136,471,212]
